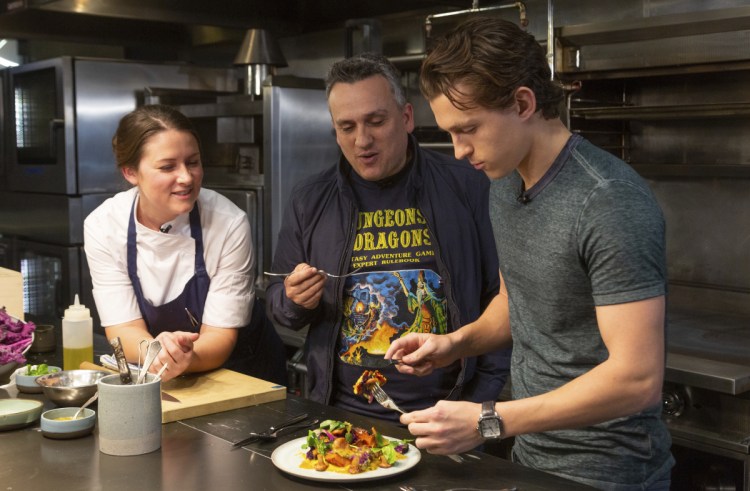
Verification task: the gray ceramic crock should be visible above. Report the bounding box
[97,373,161,456]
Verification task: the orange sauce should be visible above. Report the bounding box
[299,451,405,474]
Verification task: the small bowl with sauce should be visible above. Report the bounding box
[40,407,96,439]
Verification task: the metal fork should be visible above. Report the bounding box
[232,413,310,447]
[371,382,405,414]
[264,267,361,279]
[371,383,465,464]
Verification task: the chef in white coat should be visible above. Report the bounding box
[84,104,286,384]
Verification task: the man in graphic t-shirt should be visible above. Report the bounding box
[265,53,510,420]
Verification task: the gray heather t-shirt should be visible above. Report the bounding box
[490,135,674,487]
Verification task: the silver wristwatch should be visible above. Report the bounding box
[477,400,504,440]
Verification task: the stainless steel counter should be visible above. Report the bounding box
[666,308,750,394]
[1,388,595,491]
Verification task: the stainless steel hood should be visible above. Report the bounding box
[1,0,465,46]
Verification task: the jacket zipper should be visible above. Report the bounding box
[324,198,359,404]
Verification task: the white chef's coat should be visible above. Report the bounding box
[84,187,255,329]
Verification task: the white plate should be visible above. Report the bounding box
[0,399,44,431]
[271,436,421,483]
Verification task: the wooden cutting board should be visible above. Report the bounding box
[80,362,286,424]
[160,369,286,423]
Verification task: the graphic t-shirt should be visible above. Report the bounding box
[332,163,460,420]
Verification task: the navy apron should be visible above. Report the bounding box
[126,197,287,385]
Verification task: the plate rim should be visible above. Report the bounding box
[271,435,421,483]
[0,399,44,431]
[0,398,44,415]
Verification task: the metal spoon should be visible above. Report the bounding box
[73,392,98,419]
[136,340,162,384]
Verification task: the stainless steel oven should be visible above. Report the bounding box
[663,310,750,491]
[7,57,236,195]
[0,236,94,328]
[212,186,265,288]
[0,190,104,328]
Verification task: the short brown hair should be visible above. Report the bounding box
[420,17,563,119]
[112,104,200,172]
[325,53,407,108]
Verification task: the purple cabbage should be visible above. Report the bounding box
[0,309,36,365]
[358,451,371,465]
[394,443,408,454]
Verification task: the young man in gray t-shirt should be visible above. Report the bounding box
[386,17,674,491]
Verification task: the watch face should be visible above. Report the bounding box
[480,418,502,438]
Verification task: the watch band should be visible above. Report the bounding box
[481,400,496,417]
[477,400,504,440]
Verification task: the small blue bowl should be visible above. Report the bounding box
[14,366,62,394]
[40,407,96,439]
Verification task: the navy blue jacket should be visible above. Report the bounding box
[266,135,510,405]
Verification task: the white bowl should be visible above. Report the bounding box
[0,399,44,431]
[41,407,96,439]
[14,365,62,394]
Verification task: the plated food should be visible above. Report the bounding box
[271,419,420,483]
[302,419,410,474]
[353,369,387,403]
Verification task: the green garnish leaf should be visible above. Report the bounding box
[381,442,398,464]
[24,364,51,376]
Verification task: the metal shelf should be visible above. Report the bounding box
[631,164,750,179]
[177,99,263,118]
[557,5,750,46]
[570,102,750,120]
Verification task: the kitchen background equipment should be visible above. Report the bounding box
[555,5,750,488]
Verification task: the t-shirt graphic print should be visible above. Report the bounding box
[338,268,446,368]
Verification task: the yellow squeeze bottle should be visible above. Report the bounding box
[62,294,93,370]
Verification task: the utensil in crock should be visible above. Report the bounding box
[136,340,162,384]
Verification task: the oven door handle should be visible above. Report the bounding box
[48,118,64,159]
